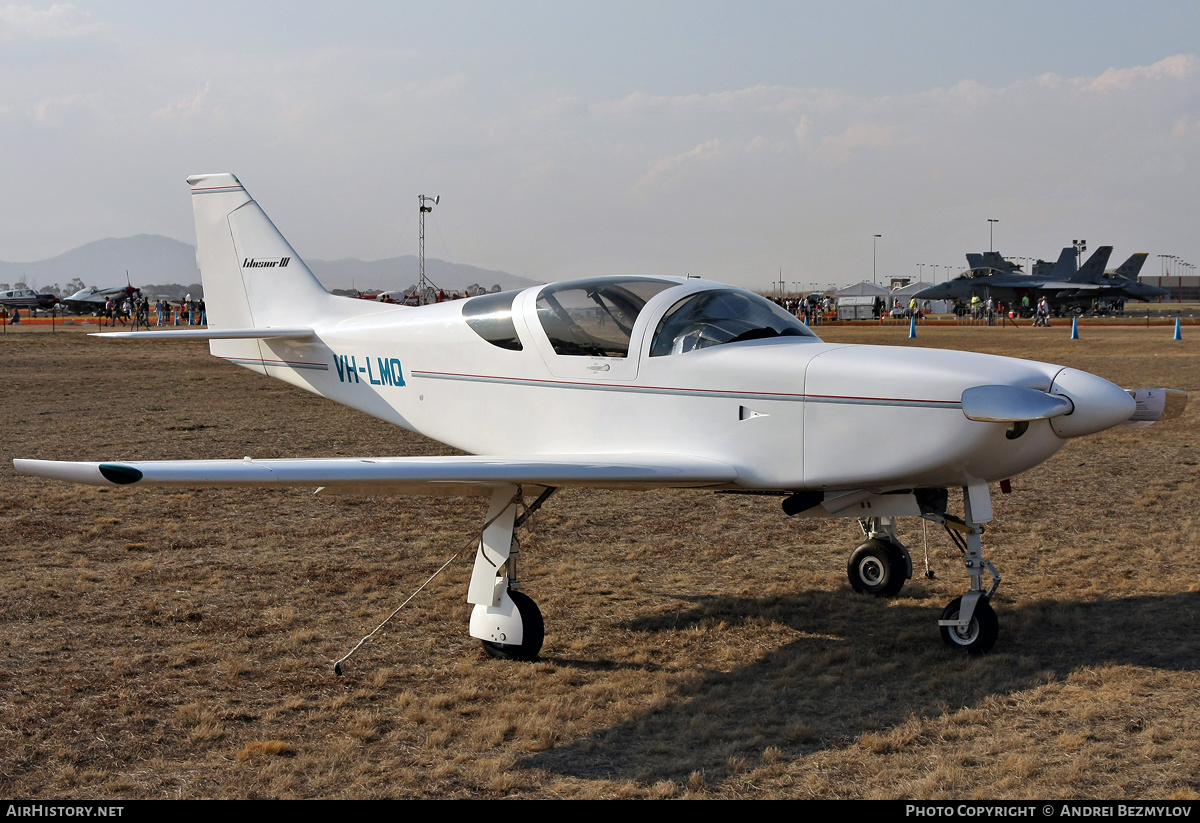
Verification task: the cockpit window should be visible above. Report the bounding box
[463,290,523,351]
[536,278,675,357]
[650,289,817,356]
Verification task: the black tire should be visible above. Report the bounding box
[481,589,544,661]
[939,596,999,655]
[847,539,907,597]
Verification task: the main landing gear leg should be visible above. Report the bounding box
[467,485,554,661]
[847,516,913,597]
[924,482,1001,654]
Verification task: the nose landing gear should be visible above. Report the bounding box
[924,482,1001,655]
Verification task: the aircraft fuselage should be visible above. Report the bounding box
[223,280,1081,494]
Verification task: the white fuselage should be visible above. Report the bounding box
[220,278,1071,494]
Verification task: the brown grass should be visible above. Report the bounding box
[0,323,1198,798]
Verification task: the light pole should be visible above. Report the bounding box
[987,219,999,252]
[873,234,882,285]
[1073,239,1087,270]
[418,194,440,304]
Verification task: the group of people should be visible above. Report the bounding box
[154,296,206,327]
[959,294,1052,326]
[101,296,143,327]
[100,295,206,328]
[778,294,833,324]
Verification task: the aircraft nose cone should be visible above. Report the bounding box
[1048,368,1135,438]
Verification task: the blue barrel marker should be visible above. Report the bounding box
[1071,316,1079,340]
[1174,318,1182,340]
[908,315,916,338]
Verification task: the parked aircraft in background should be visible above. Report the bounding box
[914,247,1108,307]
[966,248,1074,280]
[915,246,1168,311]
[0,287,59,310]
[60,283,141,314]
[15,175,1187,661]
[1042,250,1166,308]
[1094,253,1167,302]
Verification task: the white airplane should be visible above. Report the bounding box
[0,286,59,310]
[15,174,1187,661]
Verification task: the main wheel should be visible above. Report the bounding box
[847,539,907,596]
[939,596,999,655]
[481,589,544,661]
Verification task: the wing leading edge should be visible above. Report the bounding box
[14,454,739,497]
[91,328,315,340]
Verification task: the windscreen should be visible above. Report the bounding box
[650,289,817,357]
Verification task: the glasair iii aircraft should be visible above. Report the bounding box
[15,174,1188,660]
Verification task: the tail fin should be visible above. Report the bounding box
[1111,253,1148,281]
[1072,245,1113,283]
[1049,247,1076,279]
[188,174,335,329]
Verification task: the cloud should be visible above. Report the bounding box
[0,3,103,41]
[153,84,210,121]
[632,139,722,193]
[1083,54,1198,93]
[32,92,83,124]
[816,123,895,163]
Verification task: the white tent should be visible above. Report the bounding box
[834,281,889,297]
[834,282,889,320]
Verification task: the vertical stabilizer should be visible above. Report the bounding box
[1049,247,1076,280]
[1111,253,1148,281]
[188,173,339,373]
[1072,246,1113,283]
[187,173,335,330]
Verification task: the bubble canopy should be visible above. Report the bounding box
[462,277,819,357]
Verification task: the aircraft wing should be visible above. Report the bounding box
[92,328,315,340]
[1031,281,1101,292]
[14,454,738,496]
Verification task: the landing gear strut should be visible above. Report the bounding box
[922,482,1001,655]
[467,485,554,661]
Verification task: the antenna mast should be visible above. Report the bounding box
[418,194,440,304]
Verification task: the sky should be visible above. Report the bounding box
[1,1,1198,290]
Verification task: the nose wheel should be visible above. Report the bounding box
[927,483,1003,655]
[938,594,998,654]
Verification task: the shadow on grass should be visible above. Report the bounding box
[521,588,1200,785]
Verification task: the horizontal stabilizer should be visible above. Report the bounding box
[1124,389,1188,426]
[961,385,1074,423]
[14,454,738,496]
[91,328,315,341]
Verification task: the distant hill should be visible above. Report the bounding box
[0,234,539,296]
[0,235,198,293]
[307,256,540,294]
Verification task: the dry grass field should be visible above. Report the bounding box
[1,322,1198,799]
